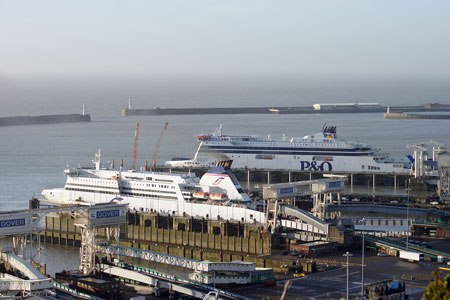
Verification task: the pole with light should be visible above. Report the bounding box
[343,251,353,300]
[361,218,365,300]
[406,179,411,250]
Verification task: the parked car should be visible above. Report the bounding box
[377,252,388,257]
[264,280,277,287]
[293,272,306,278]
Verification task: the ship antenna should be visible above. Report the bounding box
[93,149,101,170]
[214,124,223,136]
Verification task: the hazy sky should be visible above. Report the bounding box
[1,0,450,77]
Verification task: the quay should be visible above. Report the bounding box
[2,191,450,298]
[161,166,415,197]
[122,101,450,116]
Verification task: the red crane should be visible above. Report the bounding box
[150,122,169,171]
[131,123,139,170]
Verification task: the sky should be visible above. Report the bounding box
[1,0,450,77]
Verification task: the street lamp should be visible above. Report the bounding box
[361,218,366,300]
[406,179,411,250]
[343,251,353,300]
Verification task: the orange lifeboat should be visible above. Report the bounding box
[197,135,212,141]
[192,192,210,199]
[210,193,227,201]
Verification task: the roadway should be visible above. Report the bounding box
[233,255,440,299]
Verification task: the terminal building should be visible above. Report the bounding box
[312,102,381,111]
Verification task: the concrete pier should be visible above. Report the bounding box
[123,103,450,116]
[0,114,91,127]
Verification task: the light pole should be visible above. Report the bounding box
[343,251,353,300]
[406,179,411,250]
[361,218,365,300]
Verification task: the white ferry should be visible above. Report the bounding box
[42,151,264,223]
[166,125,411,174]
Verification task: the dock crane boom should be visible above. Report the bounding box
[150,122,169,171]
[131,123,139,170]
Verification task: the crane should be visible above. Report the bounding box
[131,123,139,170]
[150,122,169,171]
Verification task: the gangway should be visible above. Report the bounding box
[280,206,330,235]
[0,203,128,297]
[364,235,450,260]
[327,204,448,218]
[99,261,253,300]
[98,245,255,272]
[0,252,53,296]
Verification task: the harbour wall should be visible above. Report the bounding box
[39,211,323,271]
[0,114,91,127]
[384,113,450,120]
[41,212,273,259]
[122,104,450,116]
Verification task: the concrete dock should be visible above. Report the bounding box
[122,103,450,116]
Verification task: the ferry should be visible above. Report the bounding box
[165,125,412,174]
[42,151,264,223]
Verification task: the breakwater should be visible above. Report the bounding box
[122,103,450,116]
[0,114,91,127]
[384,113,450,120]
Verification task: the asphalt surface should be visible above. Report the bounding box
[234,255,443,300]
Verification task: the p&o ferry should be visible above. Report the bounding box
[166,125,411,174]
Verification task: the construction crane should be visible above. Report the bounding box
[150,122,169,171]
[131,123,140,170]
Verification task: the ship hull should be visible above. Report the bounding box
[47,189,264,223]
[169,150,410,174]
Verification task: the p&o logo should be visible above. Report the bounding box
[300,161,333,171]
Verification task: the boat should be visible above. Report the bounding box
[42,150,264,223]
[209,193,228,201]
[192,191,210,199]
[165,125,412,174]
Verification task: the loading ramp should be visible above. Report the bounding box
[280,206,330,235]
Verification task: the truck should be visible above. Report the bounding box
[399,250,424,262]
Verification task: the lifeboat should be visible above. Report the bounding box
[209,193,227,201]
[192,192,210,199]
[197,135,212,141]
